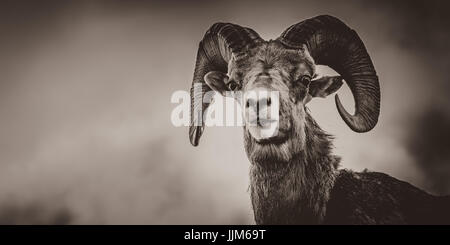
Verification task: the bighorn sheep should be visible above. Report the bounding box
[188,15,450,224]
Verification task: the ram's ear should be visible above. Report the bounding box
[309,76,343,98]
[204,71,230,96]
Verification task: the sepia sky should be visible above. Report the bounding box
[0,0,449,224]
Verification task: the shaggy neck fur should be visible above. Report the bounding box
[249,112,340,224]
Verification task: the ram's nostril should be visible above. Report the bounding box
[228,82,237,91]
[246,100,250,108]
[267,97,271,106]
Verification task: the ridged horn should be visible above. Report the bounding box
[189,23,263,146]
[278,15,380,132]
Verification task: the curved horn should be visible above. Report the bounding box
[190,23,263,146]
[277,15,380,132]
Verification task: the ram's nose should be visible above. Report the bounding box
[244,87,280,140]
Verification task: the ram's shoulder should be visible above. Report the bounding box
[324,169,447,224]
[334,169,426,197]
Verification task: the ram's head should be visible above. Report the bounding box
[189,15,380,164]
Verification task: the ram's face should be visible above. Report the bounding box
[204,41,343,164]
[233,43,313,164]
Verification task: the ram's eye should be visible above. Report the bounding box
[227,81,240,91]
[298,75,312,86]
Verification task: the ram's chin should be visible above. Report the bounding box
[245,128,292,166]
[250,141,291,164]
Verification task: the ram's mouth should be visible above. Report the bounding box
[249,123,291,146]
[247,118,278,127]
[247,116,291,146]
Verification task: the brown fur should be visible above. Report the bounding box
[203,40,340,224]
[226,41,341,224]
[246,110,340,224]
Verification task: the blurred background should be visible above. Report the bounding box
[0,0,449,224]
